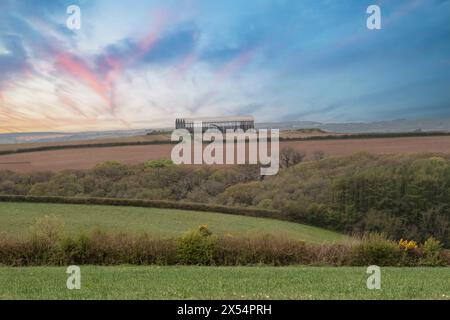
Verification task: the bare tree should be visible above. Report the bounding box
[280,147,306,168]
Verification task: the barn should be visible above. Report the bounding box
[175,116,255,133]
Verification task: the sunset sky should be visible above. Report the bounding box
[0,0,449,133]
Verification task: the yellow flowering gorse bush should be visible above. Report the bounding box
[398,239,418,250]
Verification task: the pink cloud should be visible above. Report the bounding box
[56,53,110,105]
[214,46,262,84]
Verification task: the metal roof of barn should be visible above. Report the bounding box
[181,115,254,123]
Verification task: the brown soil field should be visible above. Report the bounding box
[0,129,333,152]
[278,129,347,139]
[0,134,172,152]
[0,136,449,173]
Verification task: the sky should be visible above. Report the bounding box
[0,0,449,133]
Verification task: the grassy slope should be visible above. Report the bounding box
[0,266,449,300]
[0,202,347,242]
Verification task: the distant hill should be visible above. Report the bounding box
[1,117,449,144]
[257,118,450,133]
[0,129,151,145]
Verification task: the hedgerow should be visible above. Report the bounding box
[0,223,447,267]
[0,195,284,220]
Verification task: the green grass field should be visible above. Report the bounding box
[0,202,347,242]
[0,266,449,300]
[3,203,446,300]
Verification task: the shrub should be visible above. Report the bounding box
[399,239,418,250]
[351,233,402,266]
[28,173,84,197]
[29,215,65,244]
[257,199,273,209]
[214,234,312,266]
[420,236,444,266]
[60,230,98,265]
[58,230,179,265]
[93,161,129,181]
[312,242,355,266]
[176,225,216,265]
[144,159,174,169]
[217,182,263,206]
[398,238,421,266]
[280,147,306,168]
[442,249,450,266]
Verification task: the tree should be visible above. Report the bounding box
[279,147,306,168]
[93,161,129,181]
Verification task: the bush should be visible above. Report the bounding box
[420,237,444,266]
[398,238,421,266]
[442,249,450,265]
[144,159,174,169]
[280,147,306,168]
[351,234,402,266]
[176,225,216,265]
[257,199,273,209]
[214,234,312,266]
[29,215,65,244]
[29,173,84,197]
[93,161,129,181]
[312,242,354,266]
[217,182,263,206]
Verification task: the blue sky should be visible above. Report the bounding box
[0,0,449,132]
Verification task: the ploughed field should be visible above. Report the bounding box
[1,135,450,172]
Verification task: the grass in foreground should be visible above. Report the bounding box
[0,266,449,300]
[0,202,347,242]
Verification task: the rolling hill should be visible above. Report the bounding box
[0,202,347,242]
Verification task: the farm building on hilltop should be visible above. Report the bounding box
[175,116,255,133]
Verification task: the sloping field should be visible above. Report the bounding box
[0,135,450,172]
[0,202,347,242]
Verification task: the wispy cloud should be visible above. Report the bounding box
[0,0,449,132]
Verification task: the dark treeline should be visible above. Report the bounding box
[1,153,449,246]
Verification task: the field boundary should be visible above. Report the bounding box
[0,140,177,156]
[1,131,449,156]
[0,195,285,220]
